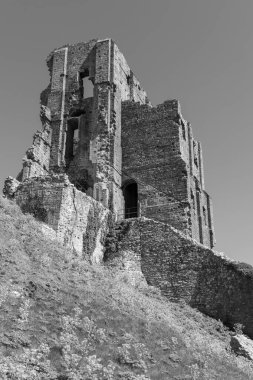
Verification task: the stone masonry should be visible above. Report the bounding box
[6,38,214,249]
[109,218,253,340]
[121,100,214,247]
[4,38,253,338]
[14,174,111,262]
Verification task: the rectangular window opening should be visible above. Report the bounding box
[80,70,94,99]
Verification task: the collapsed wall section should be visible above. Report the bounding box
[111,218,253,339]
[13,175,111,263]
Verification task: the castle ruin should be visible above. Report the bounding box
[7,39,253,340]
[6,38,214,250]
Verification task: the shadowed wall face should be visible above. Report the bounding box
[123,181,138,218]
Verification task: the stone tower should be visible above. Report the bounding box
[22,39,149,212]
[8,39,253,347]
[5,38,215,251]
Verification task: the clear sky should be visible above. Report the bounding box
[0,0,252,264]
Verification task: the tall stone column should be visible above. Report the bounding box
[48,47,68,170]
[92,39,123,213]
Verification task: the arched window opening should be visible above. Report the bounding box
[123,181,138,219]
[80,70,94,99]
[65,118,79,164]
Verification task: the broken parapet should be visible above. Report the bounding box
[13,174,112,263]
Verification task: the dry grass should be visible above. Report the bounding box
[0,196,253,379]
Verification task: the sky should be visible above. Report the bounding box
[0,0,252,264]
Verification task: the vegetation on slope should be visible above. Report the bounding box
[0,196,253,379]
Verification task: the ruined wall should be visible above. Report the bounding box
[121,100,189,235]
[14,175,111,263]
[66,98,95,196]
[104,221,147,287]
[121,99,214,247]
[22,105,52,181]
[111,218,253,339]
[121,100,187,201]
[113,43,148,104]
[46,40,97,170]
[13,38,214,248]
[39,38,149,215]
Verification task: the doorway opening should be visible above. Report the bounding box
[123,180,138,219]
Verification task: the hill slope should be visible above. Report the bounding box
[0,196,252,379]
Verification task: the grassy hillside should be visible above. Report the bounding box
[0,195,253,379]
